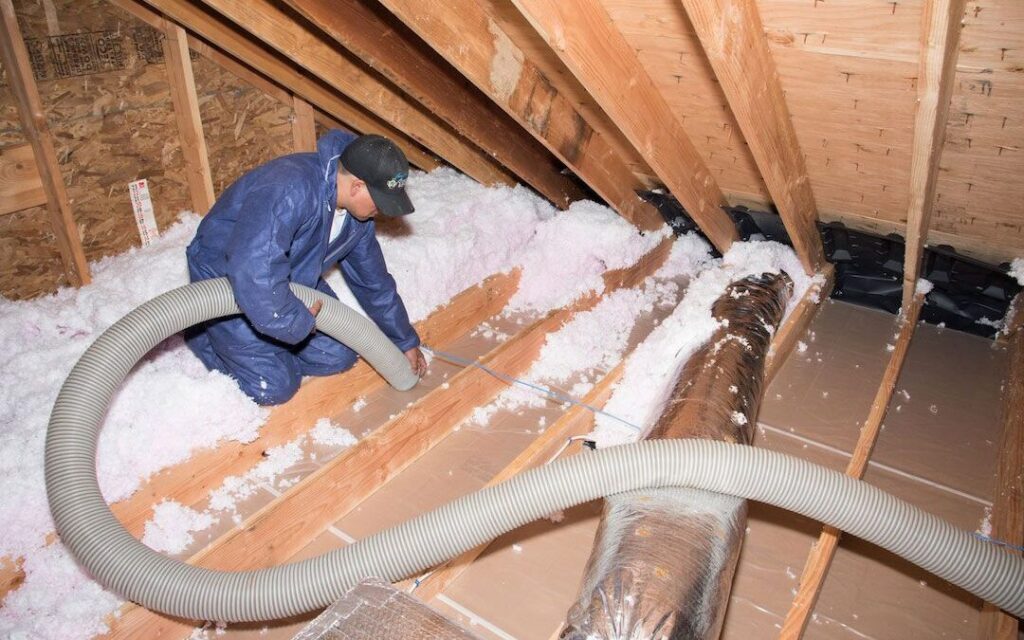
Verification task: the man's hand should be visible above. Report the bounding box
[306,299,324,336]
[405,347,428,377]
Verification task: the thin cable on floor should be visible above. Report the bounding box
[973,532,1024,553]
[421,345,642,433]
[424,348,1024,557]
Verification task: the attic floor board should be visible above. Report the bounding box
[185,298,1005,640]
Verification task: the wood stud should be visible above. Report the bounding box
[506,0,739,250]
[901,0,967,310]
[0,0,91,285]
[680,0,826,274]
[162,21,216,215]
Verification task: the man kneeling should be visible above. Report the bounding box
[185,131,427,405]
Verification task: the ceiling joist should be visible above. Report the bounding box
[680,0,826,274]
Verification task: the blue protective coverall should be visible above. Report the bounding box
[185,130,419,405]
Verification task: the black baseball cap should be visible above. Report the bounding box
[340,134,414,217]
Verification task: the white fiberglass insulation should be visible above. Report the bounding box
[468,233,715,428]
[1010,257,1024,286]
[0,169,661,638]
[590,240,819,447]
[0,167,806,638]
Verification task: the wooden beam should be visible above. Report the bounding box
[162,21,215,214]
[0,0,90,285]
[0,143,46,215]
[111,0,440,172]
[416,263,834,603]
[291,96,317,153]
[765,264,835,384]
[0,271,517,608]
[105,239,670,639]
[505,0,739,251]
[116,271,518,537]
[679,0,825,275]
[779,296,924,639]
[314,112,435,173]
[187,0,517,188]
[901,0,966,309]
[978,328,1023,639]
[410,359,626,602]
[283,0,583,209]
[375,0,663,231]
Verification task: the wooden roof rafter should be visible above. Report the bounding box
[374,0,665,231]
[190,0,519,188]
[679,0,826,275]
[117,0,441,171]
[504,0,740,252]
[901,0,967,310]
[161,20,216,214]
[280,0,585,209]
[140,0,511,188]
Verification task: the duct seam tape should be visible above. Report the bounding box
[128,178,159,247]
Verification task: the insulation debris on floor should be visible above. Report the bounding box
[0,168,1006,640]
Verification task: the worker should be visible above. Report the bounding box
[184,130,428,405]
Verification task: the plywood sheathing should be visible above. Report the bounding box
[601,0,1022,266]
[192,54,293,194]
[0,0,302,299]
[600,0,773,204]
[934,0,1024,266]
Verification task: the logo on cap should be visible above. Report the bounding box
[386,172,408,190]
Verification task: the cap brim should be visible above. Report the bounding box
[368,184,414,217]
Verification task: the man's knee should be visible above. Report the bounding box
[295,334,359,376]
[239,371,301,406]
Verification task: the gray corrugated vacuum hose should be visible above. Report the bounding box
[47,279,1023,624]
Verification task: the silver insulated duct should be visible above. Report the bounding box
[561,272,793,639]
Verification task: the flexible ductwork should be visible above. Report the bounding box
[562,273,791,639]
[46,278,1024,625]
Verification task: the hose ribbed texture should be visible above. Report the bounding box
[45,280,1024,623]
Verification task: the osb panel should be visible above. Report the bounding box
[0,57,67,299]
[0,206,70,298]
[933,0,1024,266]
[0,0,190,300]
[192,55,295,194]
[0,0,298,300]
[44,61,191,261]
